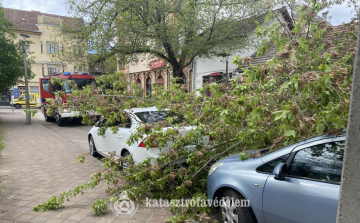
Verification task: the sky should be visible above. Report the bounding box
[1,0,69,17]
[0,0,357,25]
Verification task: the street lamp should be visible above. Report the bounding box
[20,33,31,124]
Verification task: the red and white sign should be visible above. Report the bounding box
[149,59,165,69]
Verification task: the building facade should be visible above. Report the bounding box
[4,8,83,100]
[118,55,192,95]
[192,7,295,92]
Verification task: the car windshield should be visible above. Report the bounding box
[64,79,96,93]
[135,111,185,124]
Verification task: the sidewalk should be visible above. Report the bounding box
[0,110,171,222]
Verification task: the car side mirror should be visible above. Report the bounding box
[273,163,287,180]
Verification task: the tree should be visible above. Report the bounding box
[61,0,276,78]
[35,0,360,222]
[89,54,118,75]
[0,6,31,92]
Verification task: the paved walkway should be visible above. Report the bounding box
[0,109,171,223]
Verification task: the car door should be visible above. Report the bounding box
[91,121,109,156]
[29,94,35,107]
[262,138,345,223]
[105,115,132,156]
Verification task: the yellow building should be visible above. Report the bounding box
[4,8,83,97]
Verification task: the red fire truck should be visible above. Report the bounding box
[40,72,99,126]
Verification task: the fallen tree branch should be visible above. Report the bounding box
[191,140,242,178]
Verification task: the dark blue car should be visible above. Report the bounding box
[207,134,345,223]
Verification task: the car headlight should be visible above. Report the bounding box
[208,162,224,176]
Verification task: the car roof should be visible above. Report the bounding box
[124,107,165,113]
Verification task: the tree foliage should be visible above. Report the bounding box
[61,0,276,77]
[0,6,32,92]
[35,0,359,222]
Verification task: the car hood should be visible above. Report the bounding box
[217,148,269,163]
[218,153,243,162]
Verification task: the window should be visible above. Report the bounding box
[41,41,43,54]
[99,116,131,128]
[18,94,34,100]
[42,64,45,77]
[74,66,78,72]
[288,141,345,183]
[156,75,164,88]
[135,111,185,124]
[63,79,96,93]
[41,79,50,93]
[117,115,131,128]
[46,41,59,54]
[48,65,60,75]
[119,60,125,70]
[146,77,152,94]
[256,154,290,173]
[30,86,38,94]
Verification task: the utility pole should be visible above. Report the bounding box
[225,56,229,87]
[336,15,360,223]
[20,33,31,124]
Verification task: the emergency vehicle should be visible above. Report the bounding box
[40,72,99,126]
[10,92,41,109]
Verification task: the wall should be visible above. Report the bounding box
[193,12,288,91]
[14,15,82,97]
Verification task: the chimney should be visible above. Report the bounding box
[322,12,328,21]
[328,16,332,24]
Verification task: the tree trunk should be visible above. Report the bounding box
[336,15,360,223]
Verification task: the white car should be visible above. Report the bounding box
[88,107,211,167]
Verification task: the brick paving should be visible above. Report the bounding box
[0,108,172,223]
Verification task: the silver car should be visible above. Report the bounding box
[207,133,345,223]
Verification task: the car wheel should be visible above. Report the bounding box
[220,190,256,223]
[121,151,131,170]
[15,104,21,109]
[89,136,100,157]
[56,115,66,126]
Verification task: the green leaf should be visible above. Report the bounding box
[284,130,296,138]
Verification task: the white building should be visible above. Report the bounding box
[191,7,295,91]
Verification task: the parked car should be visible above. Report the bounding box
[88,107,211,168]
[207,133,345,223]
[10,93,41,109]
